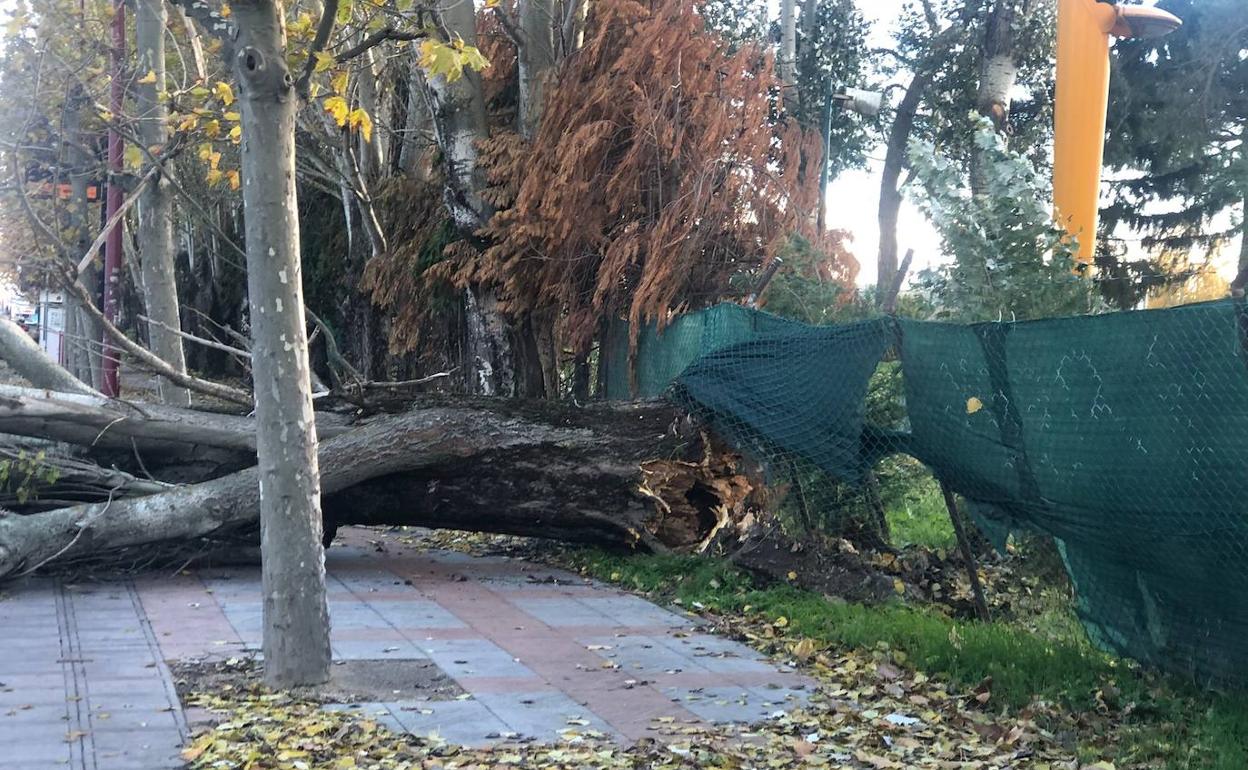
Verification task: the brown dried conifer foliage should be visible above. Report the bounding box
[468,0,851,353]
[371,0,857,363]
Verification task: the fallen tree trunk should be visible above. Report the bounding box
[0,398,756,578]
[0,319,101,396]
[0,384,351,479]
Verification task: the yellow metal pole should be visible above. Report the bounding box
[1053,1,1182,268]
[1053,0,1117,267]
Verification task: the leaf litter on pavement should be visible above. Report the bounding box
[182,623,1096,769]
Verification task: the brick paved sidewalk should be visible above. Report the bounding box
[1,529,813,768]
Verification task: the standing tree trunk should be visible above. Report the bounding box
[518,0,556,140]
[232,0,331,688]
[877,69,932,298]
[970,0,1032,196]
[778,0,798,109]
[63,87,95,385]
[398,54,434,177]
[136,0,191,406]
[426,0,516,395]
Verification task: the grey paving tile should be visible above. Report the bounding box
[332,639,429,661]
[509,597,614,627]
[750,685,811,708]
[91,727,184,768]
[0,689,73,708]
[577,596,692,628]
[327,605,387,630]
[418,639,534,679]
[661,685,782,725]
[0,703,71,724]
[477,691,614,742]
[384,699,511,746]
[0,730,72,763]
[368,601,466,629]
[583,635,710,675]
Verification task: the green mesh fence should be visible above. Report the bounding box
[604,298,1248,687]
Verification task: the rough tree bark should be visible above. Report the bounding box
[0,384,349,477]
[232,0,331,688]
[136,0,192,406]
[0,399,749,578]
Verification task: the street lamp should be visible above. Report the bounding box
[1053,0,1182,268]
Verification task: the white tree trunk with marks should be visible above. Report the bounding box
[233,0,331,688]
[136,0,191,407]
[426,0,516,395]
[518,0,556,139]
[778,0,798,104]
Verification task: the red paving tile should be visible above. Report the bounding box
[126,529,816,744]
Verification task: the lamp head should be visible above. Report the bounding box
[832,88,884,117]
[1110,5,1183,39]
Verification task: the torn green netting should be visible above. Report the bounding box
[605,298,1248,687]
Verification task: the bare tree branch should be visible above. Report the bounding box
[59,267,253,406]
[295,0,341,99]
[336,27,427,63]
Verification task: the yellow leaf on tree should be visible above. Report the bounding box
[348,108,373,143]
[206,168,223,186]
[177,114,199,132]
[330,70,349,96]
[123,145,143,170]
[225,169,240,191]
[203,119,221,138]
[323,96,350,127]
[137,69,157,84]
[214,81,235,106]
[314,51,336,73]
[418,38,490,84]
[228,125,242,144]
[289,12,313,37]
[219,2,230,17]
[224,111,241,122]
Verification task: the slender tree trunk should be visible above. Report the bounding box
[971,0,1030,195]
[399,55,434,177]
[233,0,331,688]
[136,0,191,406]
[518,0,556,139]
[976,1,1022,132]
[355,47,383,181]
[64,89,94,385]
[878,70,931,298]
[778,0,798,107]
